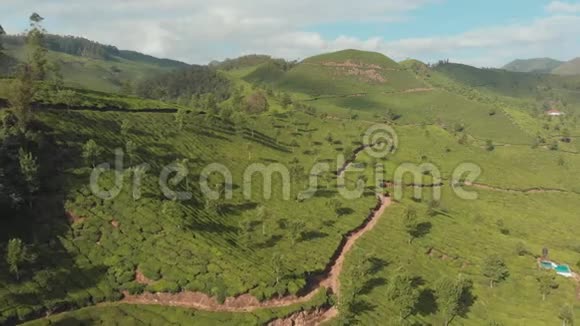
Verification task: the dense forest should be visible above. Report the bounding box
[210,54,297,71]
[135,65,232,101]
[1,34,186,68]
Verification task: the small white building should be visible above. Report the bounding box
[546,109,565,117]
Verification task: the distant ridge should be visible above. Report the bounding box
[552,57,580,76]
[502,58,563,74]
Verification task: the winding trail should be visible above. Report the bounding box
[122,195,391,314]
[463,182,569,194]
[120,144,392,325]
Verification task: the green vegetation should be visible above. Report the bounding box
[2,14,580,325]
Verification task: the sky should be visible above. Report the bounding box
[1,0,580,67]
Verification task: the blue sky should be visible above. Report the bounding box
[311,0,546,40]
[2,0,580,66]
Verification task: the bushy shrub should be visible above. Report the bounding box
[184,279,207,292]
[121,282,146,295]
[139,264,161,281]
[16,306,34,321]
[286,278,306,295]
[146,280,180,293]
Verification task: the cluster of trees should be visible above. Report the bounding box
[2,33,118,60]
[0,24,5,53]
[209,54,297,72]
[0,19,59,319]
[136,65,231,102]
[340,255,472,326]
[1,13,48,212]
[1,33,186,69]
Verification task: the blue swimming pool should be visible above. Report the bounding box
[541,261,573,277]
[555,265,572,274]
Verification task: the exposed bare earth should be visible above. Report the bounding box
[135,269,154,285]
[65,211,85,224]
[267,307,339,326]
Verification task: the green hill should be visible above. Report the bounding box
[0,34,188,93]
[502,58,564,74]
[244,49,426,96]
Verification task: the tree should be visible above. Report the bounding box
[0,24,5,54]
[348,253,374,295]
[203,93,218,114]
[515,242,528,256]
[426,200,440,217]
[246,143,253,160]
[403,207,420,244]
[244,91,269,114]
[559,304,574,326]
[231,111,247,134]
[125,140,137,165]
[289,219,305,245]
[280,92,292,109]
[436,275,468,326]
[175,108,186,132]
[481,255,509,288]
[325,132,334,143]
[327,199,342,218]
[486,139,495,151]
[121,80,133,95]
[271,253,285,285]
[238,217,253,246]
[120,119,132,139]
[458,132,468,145]
[56,89,78,110]
[9,64,35,131]
[161,199,184,227]
[387,270,419,322]
[6,238,36,281]
[82,139,102,167]
[27,13,48,81]
[536,270,558,301]
[256,205,271,236]
[18,148,39,196]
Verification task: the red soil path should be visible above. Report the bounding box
[122,195,392,314]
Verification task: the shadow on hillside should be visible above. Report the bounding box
[411,222,432,240]
[220,202,258,215]
[415,288,438,316]
[255,235,283,249]
[301,230,328,241]
[51,317,88,326]
[0,119,111,325]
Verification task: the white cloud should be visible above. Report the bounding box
[1,0,579,67]
[381,15,580,66]
[0,0,432,62]
[546,1,580,13]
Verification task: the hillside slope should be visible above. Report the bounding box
[552,57,580,76]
